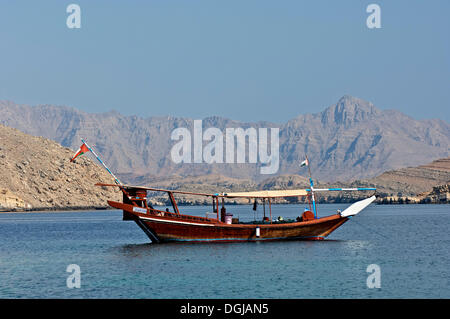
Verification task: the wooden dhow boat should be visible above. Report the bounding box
[72,140,377,243]
[98,184,376,243]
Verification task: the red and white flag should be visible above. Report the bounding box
[70,143,90,162]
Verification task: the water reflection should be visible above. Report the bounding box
[341,240,372,251]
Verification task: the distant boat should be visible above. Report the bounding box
[98,183,376,243]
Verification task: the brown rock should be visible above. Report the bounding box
[0,124,120,211]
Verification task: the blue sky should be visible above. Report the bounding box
[0,0,449,122]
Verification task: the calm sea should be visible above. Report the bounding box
[0,204,449,299]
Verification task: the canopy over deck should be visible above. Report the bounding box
[218,189,308,198]
[96,183,309,198]
[96,183,375,199]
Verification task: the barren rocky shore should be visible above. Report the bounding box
[0,124,121,211]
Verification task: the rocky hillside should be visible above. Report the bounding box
[0,124,121,211]
[0,188,26,211]
[1,95,449,182]
[354,157,450,197]
[417,184,449,203]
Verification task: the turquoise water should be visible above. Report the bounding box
[0,204,449,298]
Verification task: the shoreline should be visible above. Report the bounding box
[1,200,449,213]
[0,205,110,213]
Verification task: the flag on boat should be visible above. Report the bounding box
[300,158,309,167]
[70,143,90,162]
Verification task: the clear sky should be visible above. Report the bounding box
[0,0,449,123]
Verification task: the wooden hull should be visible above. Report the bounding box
[108,201,349,243]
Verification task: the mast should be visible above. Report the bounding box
[81,139,122,186]
[268,198,272,224]
[305,155,318,219]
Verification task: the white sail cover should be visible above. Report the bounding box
[222,189,308,198]
[340,195,377,217]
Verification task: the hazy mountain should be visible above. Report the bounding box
[278,96,450,181]
[0,95,449,183]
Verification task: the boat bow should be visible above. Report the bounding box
[340,195,377,217]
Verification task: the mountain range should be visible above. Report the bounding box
[0,95,449,183]
[0,121,448,210]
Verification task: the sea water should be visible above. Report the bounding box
[0,204,449,298]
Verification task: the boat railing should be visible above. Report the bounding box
[147,207,218,223]
[205,212,217,219]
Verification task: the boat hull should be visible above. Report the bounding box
[108,201,349,243]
